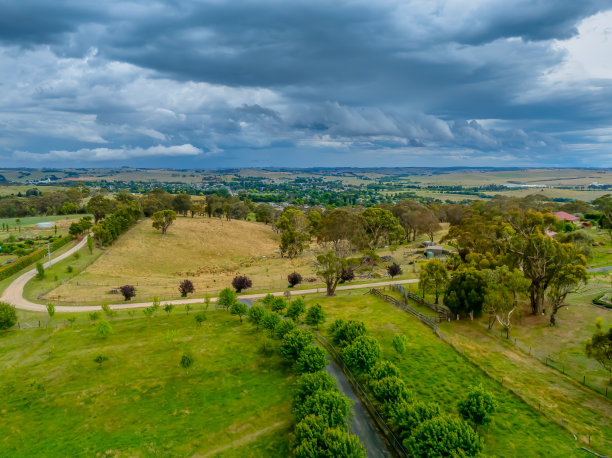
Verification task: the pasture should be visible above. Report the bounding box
[307,291,602,456]
[0,308,294,457]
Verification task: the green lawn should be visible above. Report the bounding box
[0,309,295,457]
[306,291,590,457]
[0,214,89,228]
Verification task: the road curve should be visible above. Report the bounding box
[2,242,418,313]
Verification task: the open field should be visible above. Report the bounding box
[306,291,591,456]
[43,216,426,305]
[0,185,70,196]
[0,214,87,231]
[0,308,294,457]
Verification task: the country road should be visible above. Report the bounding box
[1,239,418,312]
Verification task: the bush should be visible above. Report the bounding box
[178,279,195,297]
[230,302,248,322]
[274,319,297,339]
[262,312,282,336]
[0,302,17,330]
[331,320,367,348]
[270,297,287,314]
[119,285,136,301]
[232,275,252,293]
[295,345,328,374]
[279,329,313,362]
[288,271,303,287]
[248,305,266,328]
[387,262,402,278]
[339,266,355,283]
[458,384,497,425]
[392,334,408,355]
[342,335,381,374]
[194,311,207,326]
[218,287,237,310]
[35,262,45,280]
[261,293,275,307]
[406,415,481,457]
[96,320,113,338]
[293,390,353,428]
[389,401,441,440]
[294,415,365,458]
[370,376,411,404]
[369,361,401,381]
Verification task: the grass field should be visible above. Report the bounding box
[307,291,596,456]
[43,216,425,305]
[0,308,295,457]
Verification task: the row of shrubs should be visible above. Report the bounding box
[0,235,72,281]
[92,204,141,246]
[226,292,367,457]
[328,319,495,457]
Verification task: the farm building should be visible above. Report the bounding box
[552,211,579,223]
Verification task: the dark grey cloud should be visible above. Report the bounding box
[0,0,610,168]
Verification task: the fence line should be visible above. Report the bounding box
[370,288,439,331]
[392,283,450,319]
[315,332,408,457]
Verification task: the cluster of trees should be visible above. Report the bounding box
[89,193,142,246]
[0,184,91,218]
[329,319,491,456]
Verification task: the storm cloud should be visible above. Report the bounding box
[0,0,611,167]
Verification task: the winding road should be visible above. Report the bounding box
[1,238,418,313]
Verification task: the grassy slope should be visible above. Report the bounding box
[306,291,588,457]
[0,309,294,457]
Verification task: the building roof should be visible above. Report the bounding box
[553,211,579,222]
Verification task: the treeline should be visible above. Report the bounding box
[0,185,91,217]
[0,235,72,281]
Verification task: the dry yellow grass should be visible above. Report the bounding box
[47,216,320,303]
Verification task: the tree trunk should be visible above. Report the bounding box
[505,327,510,339]
[487,315,494,330]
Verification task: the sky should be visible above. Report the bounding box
[0,0,611,169]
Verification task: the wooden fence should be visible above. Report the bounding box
[370,288,439,331]
[392,284,450,320]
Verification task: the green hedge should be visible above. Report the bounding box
[0,235,72,281]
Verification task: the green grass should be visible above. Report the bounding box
[0,214,89,228]
[23,243,104,303]
[0,309,295,456]
[306,291,590,457]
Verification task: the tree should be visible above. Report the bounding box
[87,234,94,254]
[318,208,365,255]
[0,302,17,330]
[293,390,353,428]
[93,354,108,369]
[371,376,411,405]
[230,302,248,322]
[392,334,408,355]
[164,304,174,316]
[248,305,266,329]
[316,251,347,296]
[585,318,612,384]
[152,209,177,234]
[406,416,481,458]
[96,320,113,338]
[172,193,193,216]
[262,312,282,337]
[288,271,303,287]
[547,262,587,326]
[101,303,116,320]
[294,416,366,458]
[275,319,298,339]
[89,311,101,322]
[483,267,528,333]
[342,335,381,374]
[393,200,440,242]
[218,287,238,310]
[286,298,306,322]
[305,304,326,329]
[194,311,207,327]
[359,207,405,250]
[178,279,195,297]
[180,351,194,375]
[418,259,448,304]
[46,303,55,322]
[444,268,488,319]
[293,371,339,406]
[276,208,311,258]
[458,384,497,425]
[36,262,45,280]
[119,285,136,301]
[185,304,192,314]
[87,195,115,224]
[295,345,328,373]
[271,297,287,314]
[593,194,612,241]
[389,400,441,441]
[279,329,313,362]
[232,275,252,293]
[387,262,402,279]
[331,320,367,348]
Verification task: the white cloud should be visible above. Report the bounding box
[13,144,203,161]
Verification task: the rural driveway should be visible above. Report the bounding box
[1,241,418,313]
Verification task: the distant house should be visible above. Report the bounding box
[545,229,557,238]
[553,211,579,223]
[424,246,452,258]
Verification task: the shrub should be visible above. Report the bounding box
[232,275,252,293]
[248,305,266,329]
[119,285,136,301]
[288,271,303,287]
[406,415,481,457]
[262,312,281,336]
[458,384,497,425]
[261,293,275,307]
[178,279,195,297]
[342,335,381,374]
[295,345,328,374]
[89,311,101,322]
[96,320,113,338]
[293,390,353,428]
[35,262,45,280]
[230,302,248,322]
[93,354,108,368]
[369,361,401,381]
[371,376,411,405]
[279,329,313,362]
[387,262,402,278]
[339,266,355,283]
[270,297,287,314]
[331,320,367,347]
[180,351,194,374]
[392,334,408,355]
[389,400,441,440]
[194,311,207,326]
[0,302,17,330]
[218,287,237,310]
[294,415,365,458]
[274,319,297,339]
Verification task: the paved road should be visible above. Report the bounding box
[587,265,612,273]
[1,238,418,313]
[325,360,392,458]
